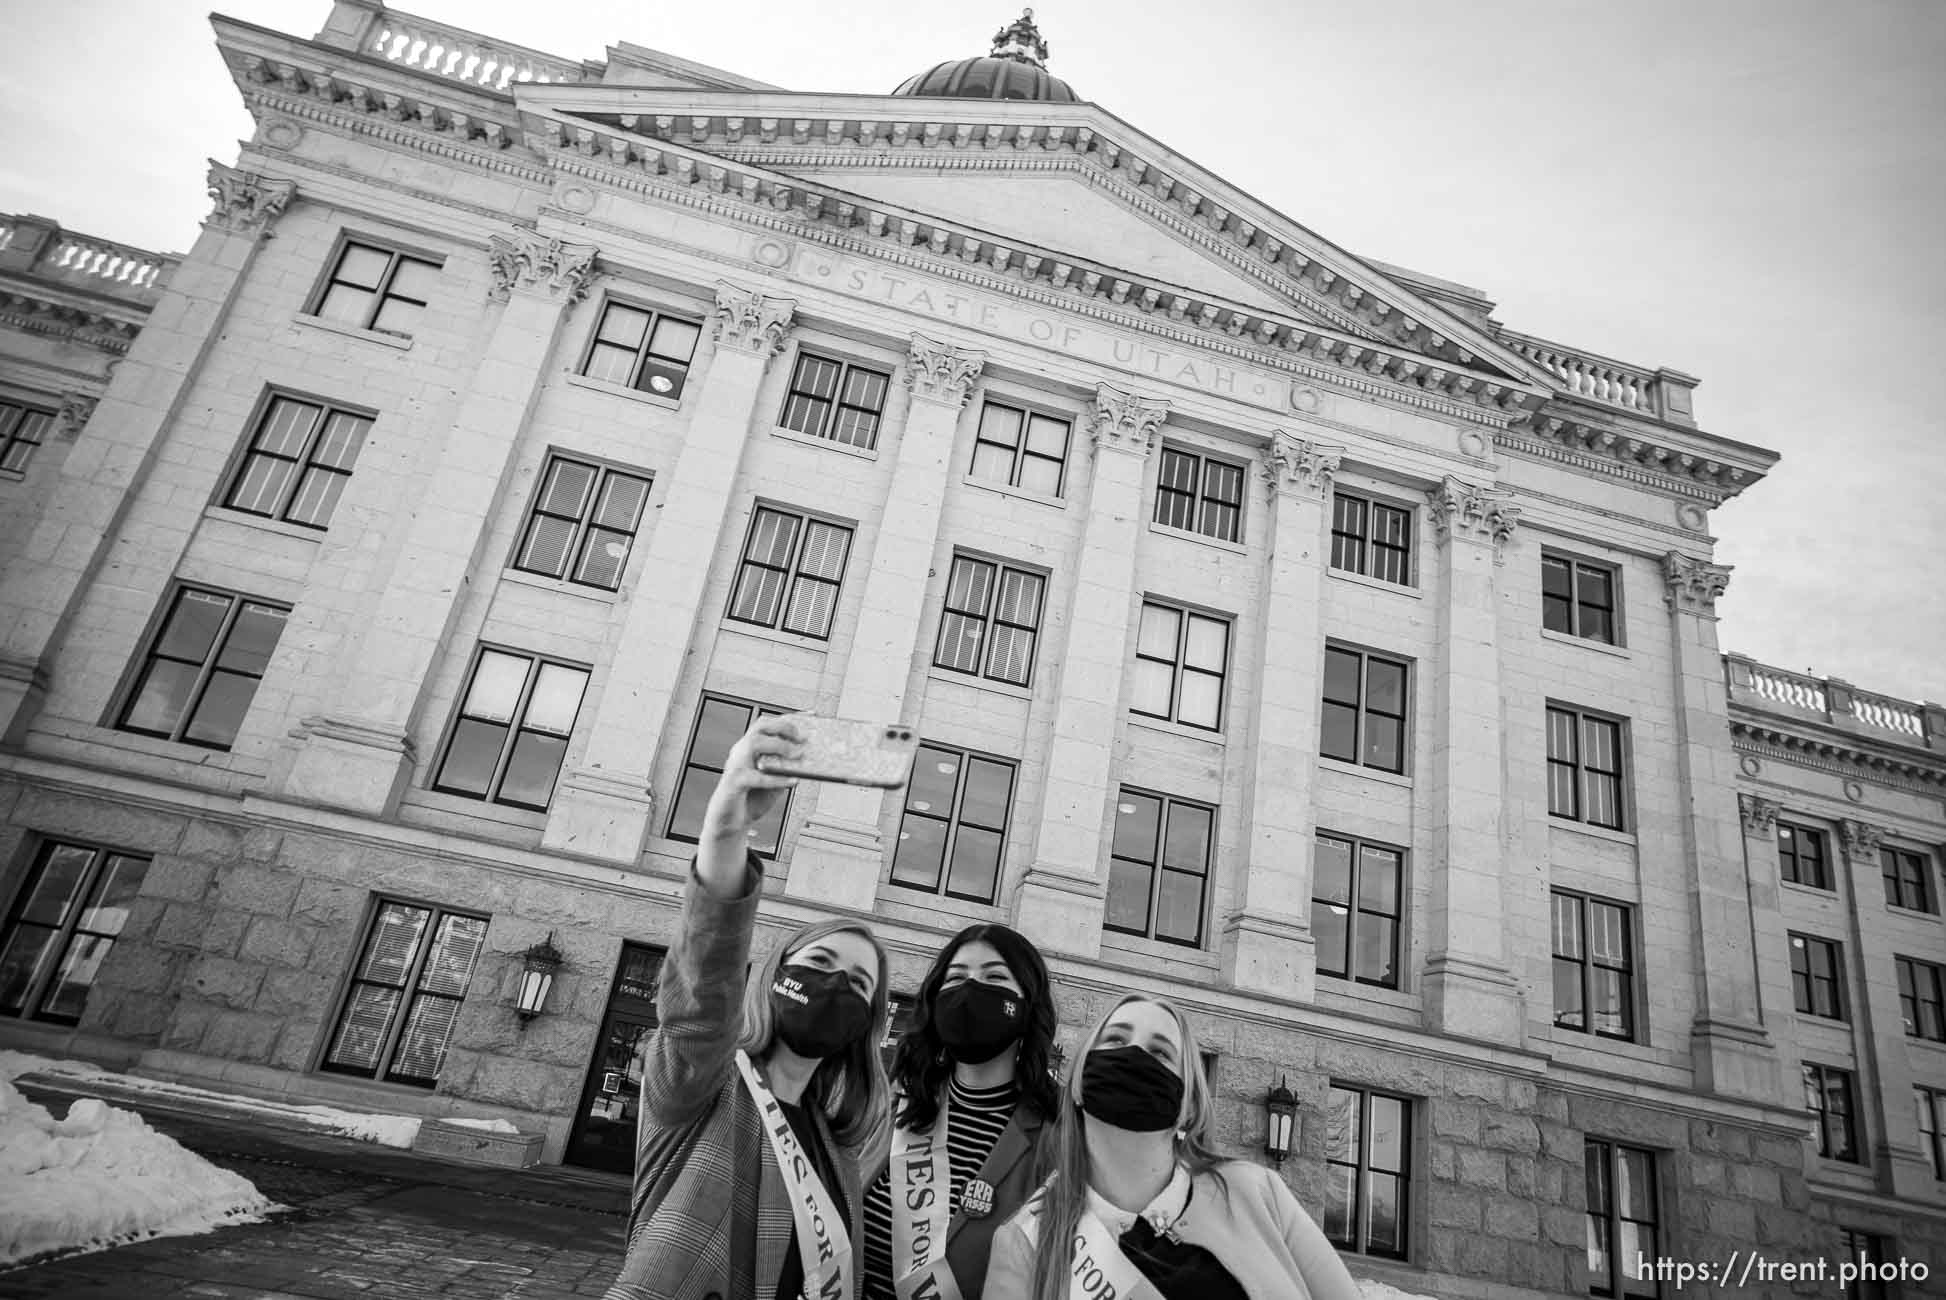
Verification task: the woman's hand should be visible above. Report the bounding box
[695,714,803,897]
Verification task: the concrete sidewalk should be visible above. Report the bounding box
[2,1078,630,1299]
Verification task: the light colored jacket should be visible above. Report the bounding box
[605,858,866,1300]
[985,1162,1363,1300]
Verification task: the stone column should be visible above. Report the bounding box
[1738,794,1795,1031]
[1219,433,1341,1001]
[279,231,598,814]
[0,162,294,745]
[1837,818,1932,1196]
[1664,552,1782,1104]
[540,282,796,862]
[1421,477,1524,1044]
[1012,384,1169,959]
[783,334,985,911]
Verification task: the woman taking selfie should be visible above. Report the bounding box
[860,923,1060,1299]
[607,715,892,1300]
[987,994,1360,1300]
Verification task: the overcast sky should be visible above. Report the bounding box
[4,0,1942,702]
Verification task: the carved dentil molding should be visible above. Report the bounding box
[1425,475,1520,560]
[905,333,986,408]
[1838,818,1883,863]
[1663,551,1733,614]
[711,280,797,357]
[1089,383,1170,455]
[1737,793,1781,836]
[1261,430,1343,498]
[204,160,295,234]
[487,232,599,304]
[54,393,97,442]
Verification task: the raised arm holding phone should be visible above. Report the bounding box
[605,715,894,1300]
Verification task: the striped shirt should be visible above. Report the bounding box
[861,1077,1018,1300]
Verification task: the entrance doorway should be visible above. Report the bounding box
[565,941,665,1173]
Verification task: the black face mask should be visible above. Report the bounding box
[1080,1044,1185,1132]
[771,964,873,1060]
[933,981,1027,1065]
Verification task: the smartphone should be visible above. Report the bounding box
[756,715,920,789]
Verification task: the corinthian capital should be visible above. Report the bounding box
[1089,383,1169,456]
[1838,819,1883,864]
[1737,793,1781,836]
[1663,551,1733,614]
[711,281,797,357]
[905,333,986,407]
[1425,475,1520,561]
[1261,431,1343,498]
[487,232,599,304]
[203,161,295,234]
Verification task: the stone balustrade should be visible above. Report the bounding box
[314,0,592,90]
[1498,327,1699,427]
[0,214,178,306]
[1725,653,1946,751]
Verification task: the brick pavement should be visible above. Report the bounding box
[0,1082,629,1300]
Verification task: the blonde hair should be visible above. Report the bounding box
[1028,994,1233,1300]
[734,917,893,1152]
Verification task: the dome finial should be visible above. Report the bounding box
[990,8,1050,69]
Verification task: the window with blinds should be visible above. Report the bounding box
[322,899,488,1087]
[726,506,853,640]
[432,647,590,811]
[1153,446,1245,543]
[778,353,892,449]
[116,586,291,751]
[512,455,652,591]
[222,394,374,529]
[1545,705,1626,830]
[933,555,1045,688]
[0,399,55,474]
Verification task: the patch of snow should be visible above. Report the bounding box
[304,1107,423,1148]
[0,1076,276,1265]
[437,1117,520,1134]
[1356,1282,1441,1300]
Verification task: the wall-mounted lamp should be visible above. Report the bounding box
[1265,1075,1299,1163]
[515,933,564,1021]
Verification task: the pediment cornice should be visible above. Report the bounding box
[0,277,146,355]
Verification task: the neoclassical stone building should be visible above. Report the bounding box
[0,3,1940,1294]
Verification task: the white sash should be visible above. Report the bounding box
[888,1095,965,1300]
[737,1050,854,1300]
[1015,1189,1160,1300]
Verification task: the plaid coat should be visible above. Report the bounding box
[605,858,867,1300]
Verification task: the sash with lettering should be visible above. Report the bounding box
[887,1093,965,1300]
[736,1050,854,1300]
[1015,1187,1160,1300]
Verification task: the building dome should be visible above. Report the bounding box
[893,9,1079,103]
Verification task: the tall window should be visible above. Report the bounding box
[1838,1230,1890,1300]
[969,401,1069,497]
[1803,1063,1859,1162]
[580,301,703,399]
[1321,645,1408,773]
[1541,553,1619,644]
[1882,846,1937,913]
[1918,1087,1945,1181]
[933,556,1045,687]
[1584,1140,1660,1298]
[222,394,373,529]
[1132,603,1230,731]
[779,353,891,449]
[1312,834,1403,989]
[311,239,440,337]
[889,744,1016,903]
[727,506,852,640]
[0,841,150,1025]
[1323,1085,1411,1259]
[512,456,652,591]
[0,399,55,473]
[116,587,290,751]
[1153,446,1245,543]
[1789,933,1846,1021]
[432,649,589,811]
[1896,956,1946,1041]
[668,696,791,856]
[1546,706,1626,830]
[1330,491,1413,586]
[322,899,486,1087]
[1553,891,1637,1041]
[1778,822,1832,890]
[1106,790,1213,947]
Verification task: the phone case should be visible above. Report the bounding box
[756,715,920,788]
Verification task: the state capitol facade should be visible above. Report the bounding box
[1,4,1941,1295]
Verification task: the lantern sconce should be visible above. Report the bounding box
[1265,1075,1299,1164]
[515,933,564,1023]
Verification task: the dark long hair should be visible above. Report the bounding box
[889,923,1059,1131]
